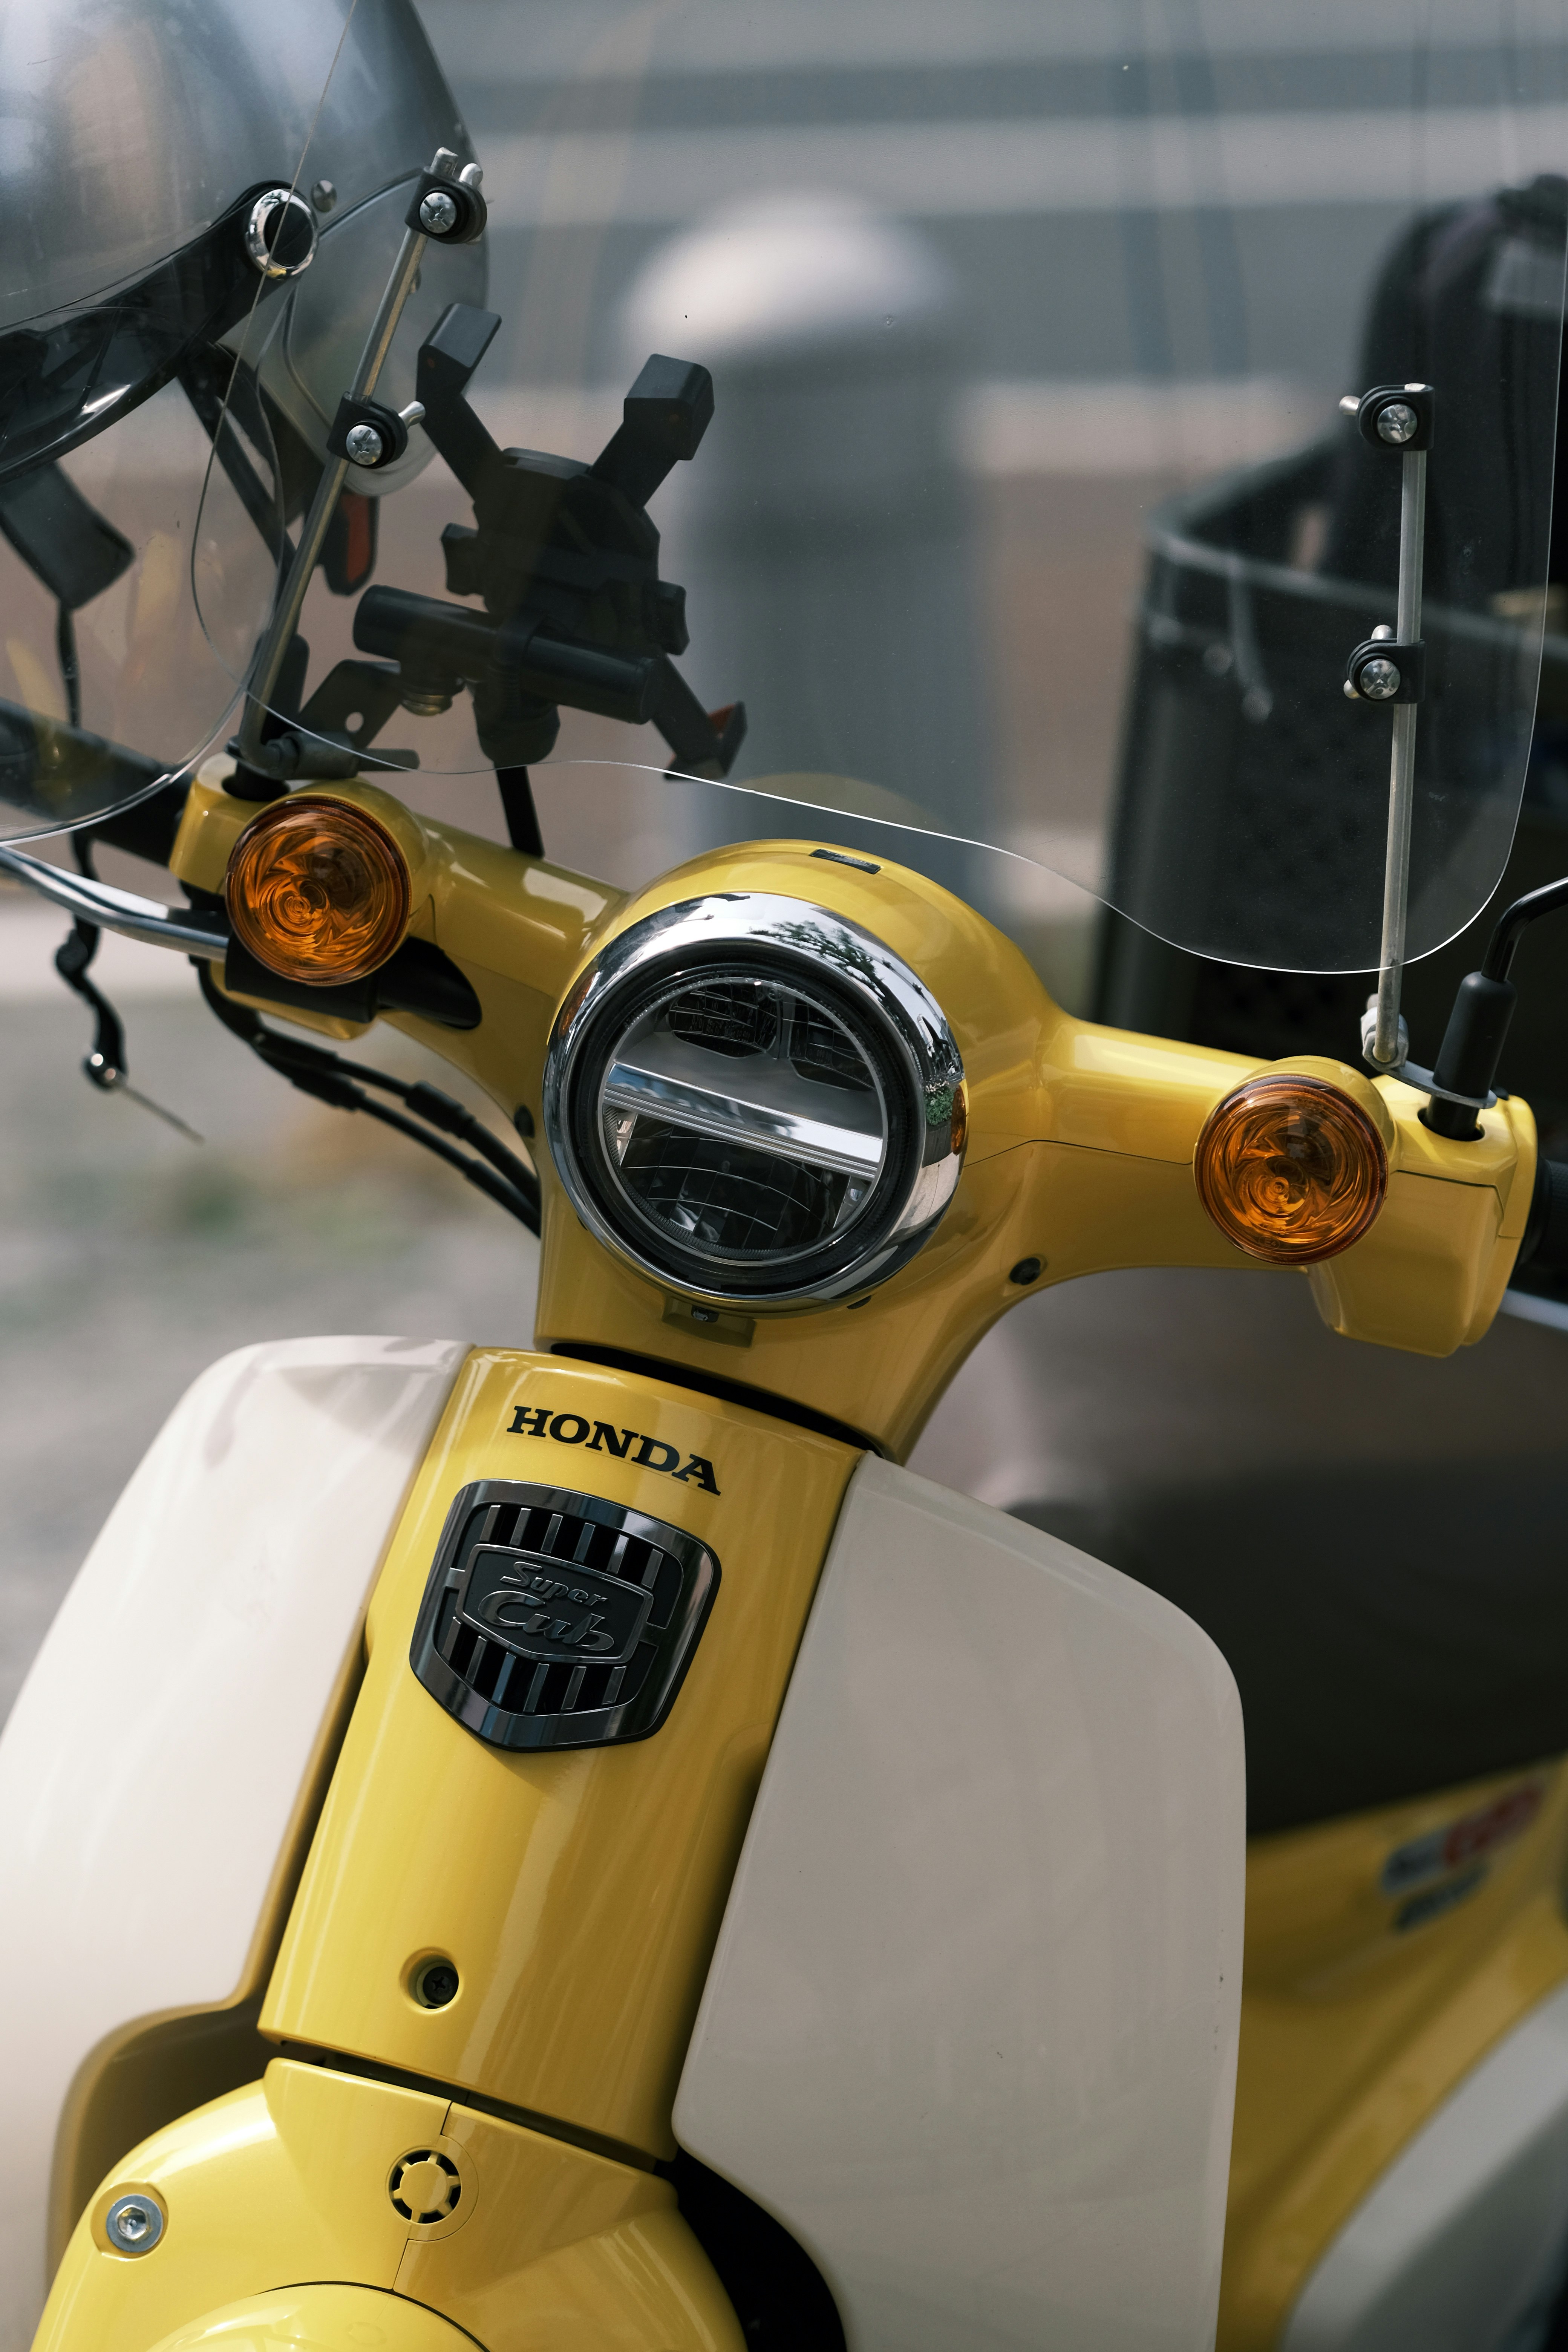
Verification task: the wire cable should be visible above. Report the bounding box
[196,960,540,1233]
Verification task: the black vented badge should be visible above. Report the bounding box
[409,1480,720,1752]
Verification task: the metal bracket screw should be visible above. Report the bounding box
[419,188,460,235]
[105,2194,165,2254]
[344,422,385,467]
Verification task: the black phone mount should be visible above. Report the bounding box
[357,307,744,815]
[230,304,746,847]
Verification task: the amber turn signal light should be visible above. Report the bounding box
[226,796,411,986]
[1194,1074,1387,1265]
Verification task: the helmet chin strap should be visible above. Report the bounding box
[0,462,132,614]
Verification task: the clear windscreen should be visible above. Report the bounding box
[210,5,1568,975]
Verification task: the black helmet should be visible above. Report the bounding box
[0,0,484,837]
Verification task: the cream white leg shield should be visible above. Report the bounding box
[0,1335,467,2352]
[675,1452,1246,2352]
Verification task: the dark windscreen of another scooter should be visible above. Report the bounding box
[208,1,1568,977]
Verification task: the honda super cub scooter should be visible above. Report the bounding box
[2,5,1568,2349]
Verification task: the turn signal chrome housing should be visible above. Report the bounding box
[225,796,410,985]
[1194,1073,1388,1264]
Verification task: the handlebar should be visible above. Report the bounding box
[353,587,662,729]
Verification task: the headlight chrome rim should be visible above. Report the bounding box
[544,894,966,1308]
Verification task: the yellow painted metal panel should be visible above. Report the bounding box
[126,2284,478,2349]
[397,2102,743,2350]
[35,2064,438,2349]
[262,1352,856,2159]
[36,2060,737,2351]
[1310,1093,1537,1357]
[1217,1760,1568,2350]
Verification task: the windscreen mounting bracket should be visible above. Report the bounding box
[1339,381,1435,1075]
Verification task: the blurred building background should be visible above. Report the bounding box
[5,0,1568,1717]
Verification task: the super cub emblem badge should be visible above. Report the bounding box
[464,1547,653,1662]
[409,1480,719,1753]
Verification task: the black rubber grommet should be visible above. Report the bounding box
[413,1959,460,2008]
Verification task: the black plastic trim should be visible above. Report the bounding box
[274,2042,655,2173]
[83,778,191,866]
[410,1479,719,1752]
[223,930,480,1029]
[550,1341,878,1456]
[663,2148,847,2352]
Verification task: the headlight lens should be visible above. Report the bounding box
[544,897,966,1307]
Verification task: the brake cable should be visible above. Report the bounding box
[194,960,541,1234]
[51,832,204,1139]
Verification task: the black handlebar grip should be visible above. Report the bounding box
[1520,1157,1568,1275]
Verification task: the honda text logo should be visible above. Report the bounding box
[507,1403,720,1495]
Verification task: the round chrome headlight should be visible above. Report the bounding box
[543,894,967,1308]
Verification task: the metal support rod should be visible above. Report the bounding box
[1370,444,1427,1069]
[0,841,228,960]
[233,146,462,773]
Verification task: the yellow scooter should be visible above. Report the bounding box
[2,6,1566,2349]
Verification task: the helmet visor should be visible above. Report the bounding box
[0,0,475,841]
[0,302,285,840]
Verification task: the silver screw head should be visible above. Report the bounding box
[344,422,385,468]
[1376,401,1418,445]
[1358,656,1401,700]
[419,189,461,235]
[311,179,338,214]
[106,2194,164,2254]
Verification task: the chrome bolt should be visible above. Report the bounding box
[1375,401,1418,445]
[106,2194,164,2254]
[418,189,460,236]
[311,179,338,214]
[1358,657,1401,700]
[1371,623,1395,640]
[344,422,385,468]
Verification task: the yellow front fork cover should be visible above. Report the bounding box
[142,2283,472,2351]
[35,2058,743,2352]
[262,1349,858,2159]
